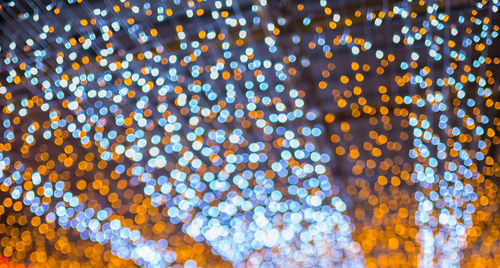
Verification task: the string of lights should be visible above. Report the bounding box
[0,0,498,267]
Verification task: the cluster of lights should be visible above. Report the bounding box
[0,0,498,267]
